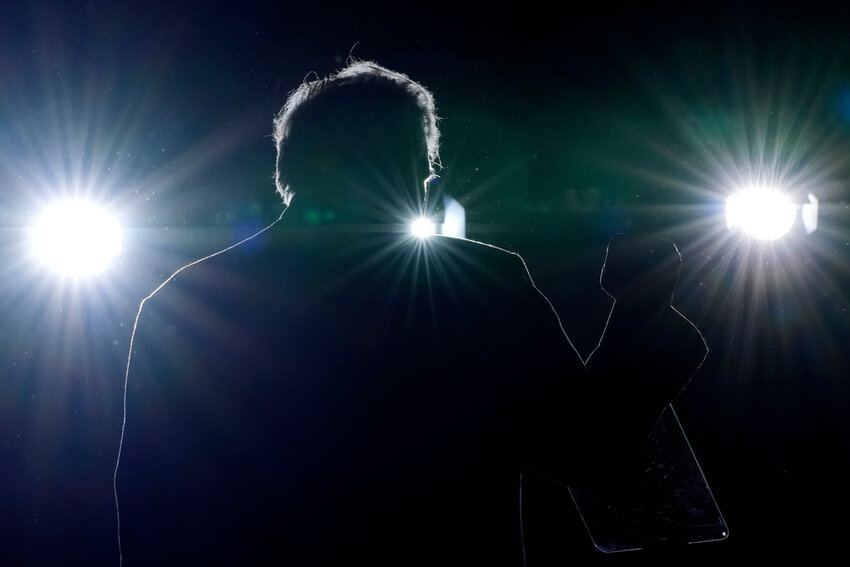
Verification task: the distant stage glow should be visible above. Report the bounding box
[409,196,466,239]
[726,188,797,240]
[411,217,436,238]
[32,200,122,276]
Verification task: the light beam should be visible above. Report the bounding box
[411,217,436,238]
[31,200,122,276]
[726,188,797,240]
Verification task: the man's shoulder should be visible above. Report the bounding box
[426,235,531,280]
[429,234,518,256]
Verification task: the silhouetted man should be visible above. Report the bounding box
[119,60,705,566]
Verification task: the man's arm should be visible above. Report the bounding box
[524,234,707,493]
[581,234,707,490]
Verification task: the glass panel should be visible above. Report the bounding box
[569,404,728,552]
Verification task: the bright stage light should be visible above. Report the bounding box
[411,217,436,238]
[409,195,466,240]
[726,188,798,240]
[32,200,122,276]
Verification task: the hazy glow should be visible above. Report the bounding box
[441,194,466,239]
[726,188,797,240]
[801,193,818,234]
[411,217,436,238]
[32,200,122,276]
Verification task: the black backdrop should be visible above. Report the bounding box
[1,2,849,564]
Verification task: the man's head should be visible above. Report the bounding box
[273,60,441,225]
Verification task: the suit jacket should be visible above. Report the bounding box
[119,227,703,566]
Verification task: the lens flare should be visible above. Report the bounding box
[411,217,436,238]
[32,200,122,276]
[726,188,797,240]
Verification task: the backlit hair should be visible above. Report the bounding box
[272,59,441,204]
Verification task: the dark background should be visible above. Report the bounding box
[2,2,850,564]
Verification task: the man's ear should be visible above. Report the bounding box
[423,173,441,210]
